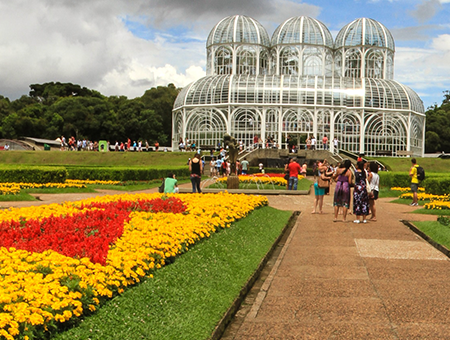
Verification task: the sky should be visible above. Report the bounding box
[0,0,448,109]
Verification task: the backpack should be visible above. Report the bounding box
[416,166,425,181]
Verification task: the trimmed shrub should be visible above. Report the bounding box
[66,167,190,181]
[0,167,67,183]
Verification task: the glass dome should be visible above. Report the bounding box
[335,18,395,51]
[271,16,334,48]
[174,75,423,112]
[206,15,270,48]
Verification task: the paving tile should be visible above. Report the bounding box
[264,278,376,298]
[275,264,369,280]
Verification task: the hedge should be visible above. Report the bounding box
[0,166,191,183]
[0,167,67,183]
[66,167,190,181]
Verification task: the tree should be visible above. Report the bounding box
[425,91,450,153]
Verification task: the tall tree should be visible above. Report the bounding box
[425,91,450,153]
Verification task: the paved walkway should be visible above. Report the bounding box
[222,185,450,339]
[2,182,450,339]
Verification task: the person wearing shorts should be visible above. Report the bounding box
[409,158,419,206]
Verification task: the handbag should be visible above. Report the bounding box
[366,178,372,194]
[158,179,165,193]
[317,173,330,188]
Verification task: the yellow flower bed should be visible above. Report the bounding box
[399,192,449,201]
[0,180,121,196]
[216,175,303,186]
[391,187,425,192]
[0,192,267,339]
[66,179,121,186]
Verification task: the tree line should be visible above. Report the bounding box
[0,82,179,146]
[0,83,449,153]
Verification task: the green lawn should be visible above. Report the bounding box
[414,220,450,249]
[51,206,293,340]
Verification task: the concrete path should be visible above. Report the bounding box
[222,185,450,339]
[2,181,449,339]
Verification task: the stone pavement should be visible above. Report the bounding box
[222,187,450,339]
[2,182,450,339]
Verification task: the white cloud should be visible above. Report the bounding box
[395,35,450,105]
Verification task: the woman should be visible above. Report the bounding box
[368,162,380,221]
[189,153,203,193]
[353,161,369,223]
[312,159,332,214]
[333,160,352,222]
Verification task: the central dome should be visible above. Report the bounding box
[271,16,334,48]
[206,15,270,48]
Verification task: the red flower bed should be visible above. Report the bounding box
[0,197,186,265]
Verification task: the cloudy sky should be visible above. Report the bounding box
[0,0,448,109]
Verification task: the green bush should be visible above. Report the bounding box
[66,167,190,181]
[423,178,450,195]
[0,167,67,183]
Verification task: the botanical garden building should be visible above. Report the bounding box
[172,15,425,157]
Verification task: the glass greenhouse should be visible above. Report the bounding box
[173,15,425,157]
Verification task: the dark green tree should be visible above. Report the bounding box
[425,91,450,153]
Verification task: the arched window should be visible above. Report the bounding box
[280,47,299,75]
[215,47,232,75]
[344,49,361,78]
[303,47,322,76]
[237,47,256,75]
[365,49,384,78]
[386,54,394,80]
[259,50,269,75]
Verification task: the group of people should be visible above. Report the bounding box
[58,136,162,152]
[208,157,250,177]
[311,158,380,223]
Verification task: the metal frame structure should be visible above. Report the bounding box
[173,15,425,157]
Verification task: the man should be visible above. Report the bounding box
[409,158,419,206]
[333,137,338,153]
[241,157,249,175]
[322,135,328,150]
[163,173,179,193]
[287,157,301,190]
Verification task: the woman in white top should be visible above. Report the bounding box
[210,158,216,177]
[368,162,380,221]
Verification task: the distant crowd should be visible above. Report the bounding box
[58,136,165,152]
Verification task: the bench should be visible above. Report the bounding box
[396,150,413,156]
[376,150,392,156]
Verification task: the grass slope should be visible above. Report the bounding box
[51,206,292,340]
[0,150,197,168]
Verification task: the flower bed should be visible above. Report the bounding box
[216,174,304,187]
[0,192,267,340]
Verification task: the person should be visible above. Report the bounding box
[333,160,352,222]
[368,162,379,221]
[353,161,369,223]
[409,158,419,206]
[322,135,328,150]
[241,157,249,175]
[221,159,228,177]
[216,157,222,176]
[311,136,316,150]
[163,173,179,193]
[210,158,216,177]
[287,157,301,190]
[154,141,159,151]
[312,159,330,214]
[301,162,307,177]
[258,162,264,173]
[189,153,202,193]
[333,137,338,153]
